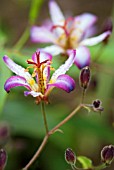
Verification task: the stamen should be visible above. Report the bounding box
[51,17,74,36]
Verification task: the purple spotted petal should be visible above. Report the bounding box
[30,26,55,43]
[24,91,43,97]
[32,51,52,63]
[50,49,76,82]
[4,76,31,93]
[48,74,75,92]
[74,46,90,69]
[3,55,32,80]
[80,31,111,46]
[39,45,64,56]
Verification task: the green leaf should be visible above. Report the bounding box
[77,156,93,169]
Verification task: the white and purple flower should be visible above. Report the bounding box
[31,0,111,69]
[3,50,76,103]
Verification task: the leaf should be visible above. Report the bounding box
[77,156,93,169]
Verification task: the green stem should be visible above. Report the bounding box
[81,89,86,104]
[93,44,105,62]
[49,104,82,135]
[22,134,49,170]
[13,0,44,51]
[71,164,77,170]
[22,104,82,169]
[41,101,49,134]
[93,163,107,170]
[13,27,30,51]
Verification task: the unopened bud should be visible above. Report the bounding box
[0,149,7,170]
[80,66,90,90]
[101,145,114,165]
[65,148,76,165]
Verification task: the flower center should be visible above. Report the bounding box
[27,52,49,94]
[51,17,75,49]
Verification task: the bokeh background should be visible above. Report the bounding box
[0,0,114,169]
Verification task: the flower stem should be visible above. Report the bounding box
[13,0,44,51]
[81,89,86,104]
[93,163,107,170]
[22,104,82,169]
[22,134,49,170]
[13,27,30,51]
[49,104,82,135]
[41,101,49,134]
[93,44,105,62]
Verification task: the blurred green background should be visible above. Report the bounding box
[0,0,114,169]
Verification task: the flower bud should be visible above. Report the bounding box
[0,149,7,170]
[80,66,91,90]
[65,148,76,165]
[101,145,114,165]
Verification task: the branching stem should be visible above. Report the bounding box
[22,104,82,170]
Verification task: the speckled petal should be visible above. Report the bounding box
[48,74,75,93]
[30,26,55,43]
[74,46,90,69]
[4,76,31,93]
[80,31,111,46]
[50,49,76,82]
[39,45,64,56]
[3,55,32,81]
[24,91,43,97]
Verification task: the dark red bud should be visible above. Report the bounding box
[101,145,114,165]
[0,149,7,170]
[80,66,91,90]
[65,148,76,165]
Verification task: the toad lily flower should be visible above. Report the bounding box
[31,0,111,69]
[3,50,76,104]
